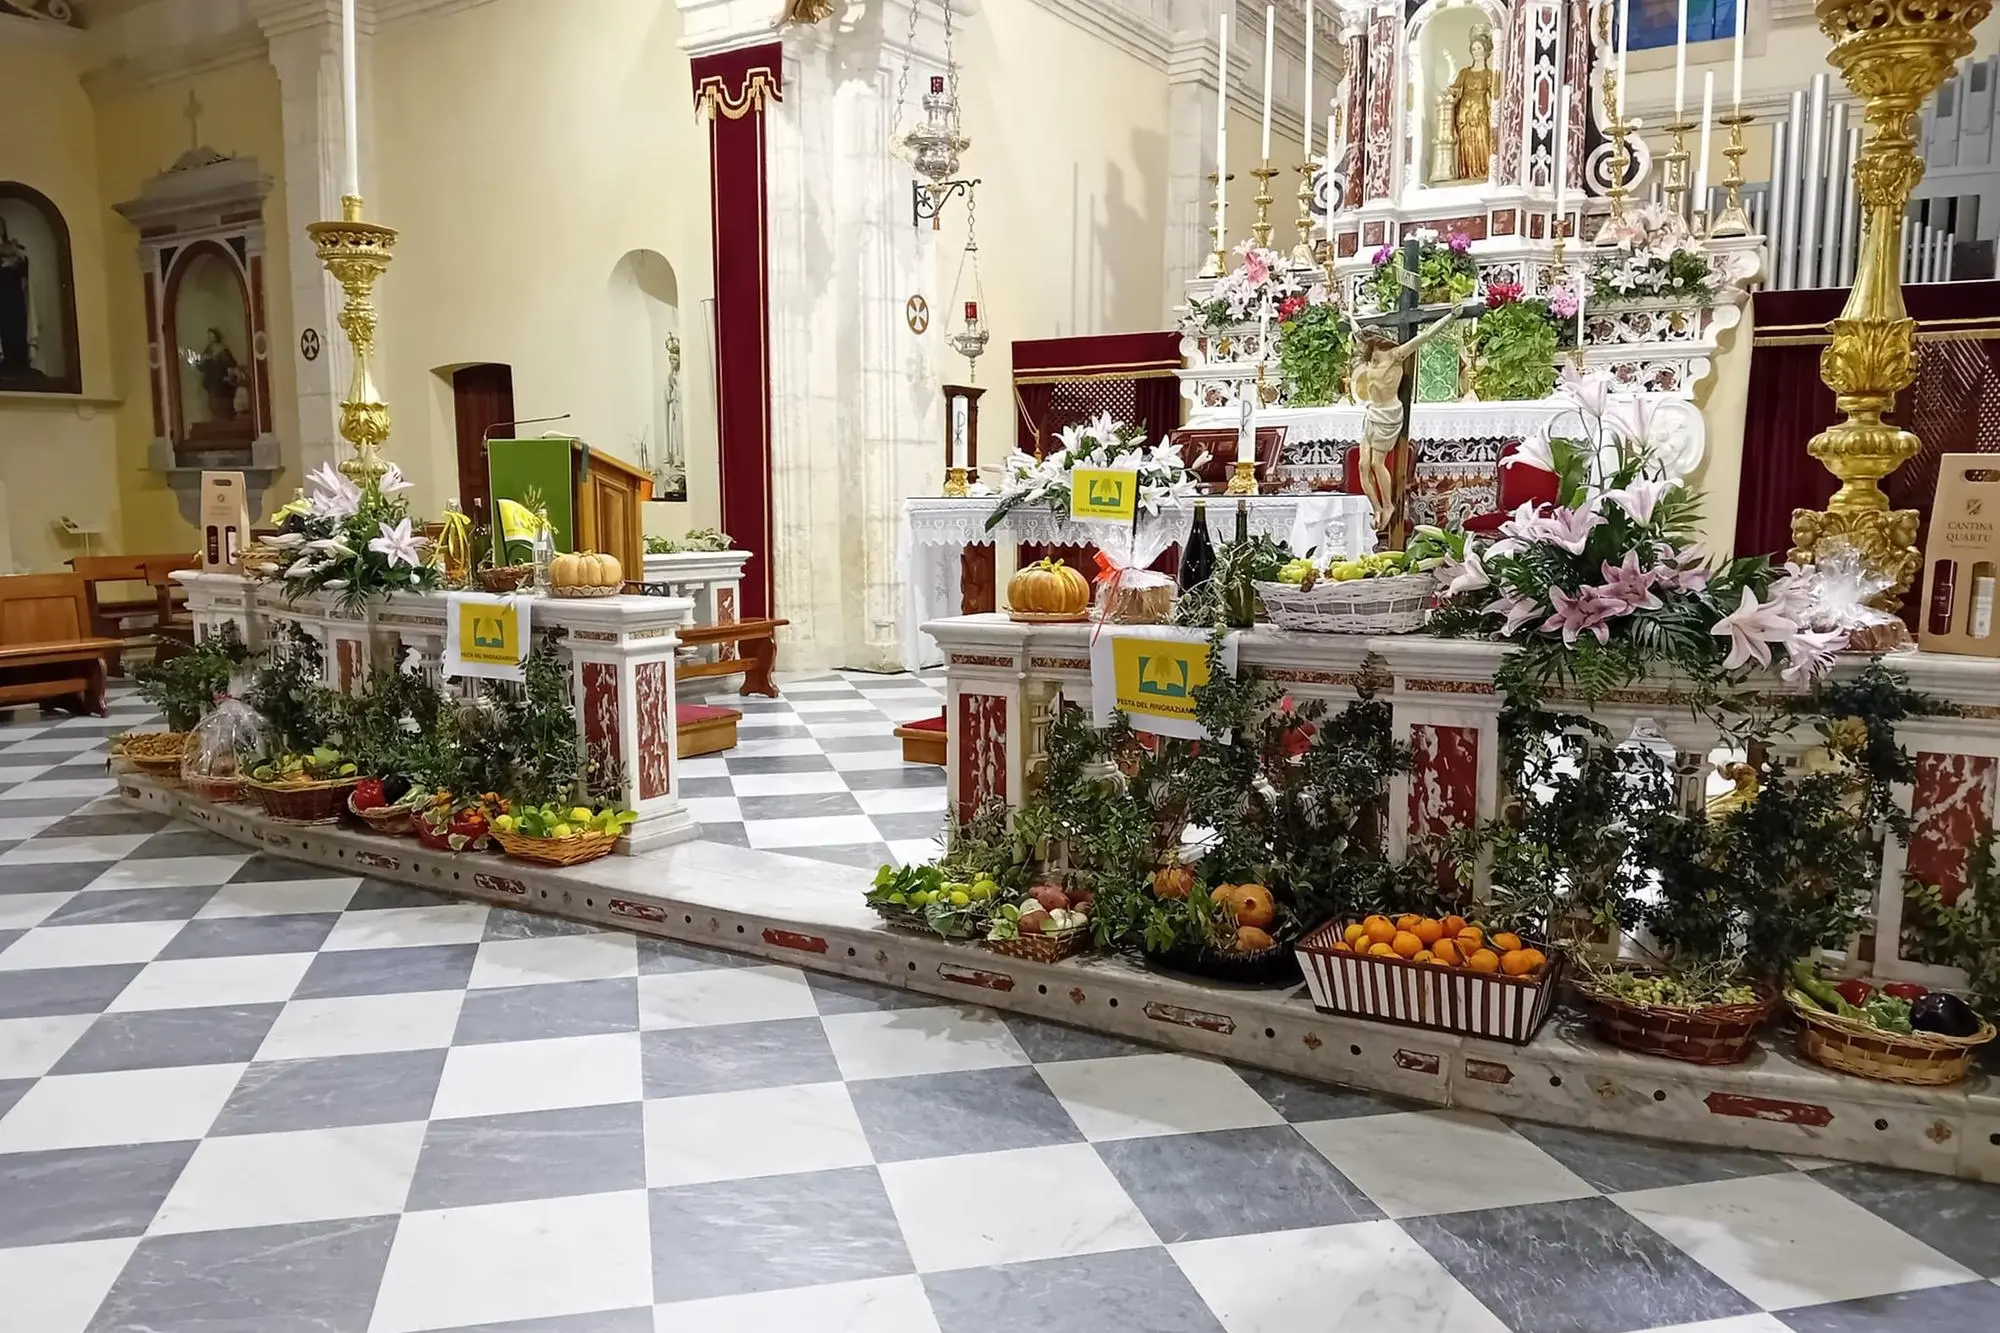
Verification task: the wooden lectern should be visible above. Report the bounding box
[572,444,651,576]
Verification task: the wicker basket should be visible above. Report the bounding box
[116,732,191,778]
[1254,572,1436,634]
[245,776,360,824]
[492,826,618,866]
[1007,609,1090,624]
[1144,938,1301,987]
[348,794,416,837]
[547,583,624,599]
[189,776,245,804]
[479,565,532,593]
[983,927,1091,963]
[1576,976,1779,1065]
[1787,998,1996,1086]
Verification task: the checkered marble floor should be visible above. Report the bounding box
[1,691,1998,1331]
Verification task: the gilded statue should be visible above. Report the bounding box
[1447,28,1498,182]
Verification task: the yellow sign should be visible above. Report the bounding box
[458,601,521,668]
[1069,467,1138,523]
[1110,634,1208,725]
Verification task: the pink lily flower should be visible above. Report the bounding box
[1597,551,1663,615]
[1651,544,1711,592]
[1780,629,1849,685]
[1485,592,1544,636]
[1710,586,1799,671]
[1603,476,1673,526]
[1440,549,1491,597]
[1538,500,1606,555]
[1541,586,1618,646]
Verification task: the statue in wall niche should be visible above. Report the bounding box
[0,219,33,377]
[197,327,245,423]
[1447,27,1498,182]
[655,334,689,503]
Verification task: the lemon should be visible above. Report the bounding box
[492,814,516,833]
[569,807,593,824]
[969,882,994,901]
[551,823,574,839]
[948,890,971,907]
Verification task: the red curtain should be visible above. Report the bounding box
[1011,333,1183,456]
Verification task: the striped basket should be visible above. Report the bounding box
[1295,921,1564,1045]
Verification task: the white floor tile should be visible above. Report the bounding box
[638,964,817,1028]
[643,1081,873,1186]
[1172,1221,1510,1333]
[0,1013,97,1078]
[826,750,914,773]
[257,990,466,1061]
[0,1062,245,1151]
[0,835,153,864]
[196,877,362,917]
[789,698,873,715]
[652,1276,943,1333]
[745,815,883,850]
[0,892,73,930]
[1037,1053,1287,1142]
[108,951,316,1012]
[1639,1318,1794,1333]
[1,735,109,754]
[369,1189,655,1333]
[853,787,948,817]
[734,712,803,730]
[682,796,744,824]
[0,778,115,801]
[678,757,730,779]
[0,1238,139,1333]
[468,933,638,989]
[781,680,863,695]
[151,1120,427,1234]
[1298,1110,1596,1219]
[727,771,851,797]
[820,1007,1030,1081]
[79,855,248,890]
[880,1141,1156,1272]
[322,904,490,951]
[806,722,897,739]
[0,920,185,972]
[1617,1172,1977,1310]
[431,1031,642,1119]
[729,737,825,758]
[0,815,63,841]
[888,839,945,868]
[0,766,52,786]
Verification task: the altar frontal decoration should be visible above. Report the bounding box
[1090,625,1236,741]
[262,463,439,613]
[988,413,1196,539]
[445,592,530,682]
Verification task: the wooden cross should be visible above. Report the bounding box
[183,90,204,154]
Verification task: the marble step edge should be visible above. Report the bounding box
[114,774,2000,1184]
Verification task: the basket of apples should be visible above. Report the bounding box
[347,775,418,836]
[491,802,637,866]
[983,882,1094,963]
[415,792,506,853]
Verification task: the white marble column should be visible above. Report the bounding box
[1163,18,1223,319]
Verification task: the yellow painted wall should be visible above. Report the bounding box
[89,55,293,557]
[0,43,122,574]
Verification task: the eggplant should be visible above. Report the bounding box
[1909,992,1982,1038]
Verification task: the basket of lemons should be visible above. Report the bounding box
[1252,545,1439,634]
[490,801,637,866]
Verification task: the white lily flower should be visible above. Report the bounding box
[368,518,427,569]
[377,464,414,494]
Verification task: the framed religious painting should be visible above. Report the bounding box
[163,241,258,449]
[0,182,83,395]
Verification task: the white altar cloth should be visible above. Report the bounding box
[1184,398,1579,447]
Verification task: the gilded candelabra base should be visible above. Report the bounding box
[1593,131,1634,244]
[942,466,971,498]
[1661,120,1692,224]
[1250,162,1279,250]
[305,195,399,488]
[1224,458,1259,496]
[1290,162,1317,268]
[1710,113,1754,237]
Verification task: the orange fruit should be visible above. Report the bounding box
[1343,922,1367,947]
[1467,948,1501,974]
[1395,913,1422,932]
[1331,940,1352,953]
[1433,939,1463,967]
[1365,916,1397,946]
[1455,926,1484,952]
[1368,942,1398,959]
[1414,918,1445,946]
[1503,947,1547,976]
[1424,954,1452,967]
[1412,949,1435,964]
[1491,931,1524,953]
[1391,931,1423,959]
[1440,915,1467,937]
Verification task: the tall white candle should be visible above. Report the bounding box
[1696,71,1714,208]
[1675,0,1688,119]
[1302,2,1315,159]
[341,0,359,198]
[1575,283,1586,349]
[1616,0,1630,121]
[1215,14,1230,250]
[1260,4,1275,161]
[1553,100,1569,218]
[1732,0,1747,112]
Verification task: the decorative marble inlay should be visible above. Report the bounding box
[1265,668,1367,687]
[1030,656,1090,671]
[1402,678,1497,696]
[716,586,739,661]
[1409,723,1479,841]
[335,639,361,693]
[472,872,529,897]
[1362,13,1397,200]
[957,691,1008,823]
[1907,751,1997,903]
[582,662,623,786]
[636,659,674,801]
[949,653,1014,668]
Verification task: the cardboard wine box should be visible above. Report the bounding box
[1918,453,2000,657]
[199,471,250,575]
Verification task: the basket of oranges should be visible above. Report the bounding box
[1295,913,1562,1045]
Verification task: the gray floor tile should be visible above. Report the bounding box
[797,842,896,870]
[42,884,219,926]
[1403,1195,1760,1333]
[641,1018,842,1098]
[0,1140,198,1246]
[52,1003,284,1074]
[1514,1120,1795,1194]
[214,1047,447,1134]
[1098,1124,1383,1242]
[158,911,341,959]
[230,852,345,883]
[648,1166,913,1302]
[737,791,863,821]
[347,878,461,911]
[293,943,479,998]
[425,1313,656,1333]
[849,1066,1083,1163]
[635,937,764,975]
[1808,1164,2000,1277]
[481,908,606,941]
[0,861,118,895]
[1232,1066,1422,1123]
[87,1215,399,1333]
[924,1248,1225,1333]
[454,978,639,1044]
[37,811,174,838]
[0,1075,30,1117]
[1778,1280,2000,1331]
[696,823,750,848]
[0,928,19,958]
[868,810,951,841]
[805,971,942,1015]
[841,765,947,791]
[675,776,735,799]
[408,1101,647,1210]
[1004,1015,1157,1064]
[0,797,101,818]
[0,962,145,1019]
[720,755,834,775]
[127,827,250,860]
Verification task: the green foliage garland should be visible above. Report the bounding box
[1471,298,1559,401]
[1277,303,1352,406]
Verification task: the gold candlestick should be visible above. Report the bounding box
[1250,161,1279,249]
[1661,119,1693,223]
[1710,112,1754,237]
[305,195,398,488]
[1200,169,1234,277]
[1290,160,1318,267]
[1593,64,1634,244]
[1788,0,1989,612]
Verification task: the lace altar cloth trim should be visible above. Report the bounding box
[901,496,1370,553]
[1185,399,1576,449]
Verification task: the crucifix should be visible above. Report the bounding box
[183,90,204,154]
[1350,235,1486,548]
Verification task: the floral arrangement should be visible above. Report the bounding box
[986,413,1197,531]
[1589,206,1715,304]
[644,527,734,555]
[1183,242,1301,333]
[1469,283,1559,401]
[1275,286,1350,406]
[1426,367,1846,698]
[266,464,440,612]
[1368,228,1477,311]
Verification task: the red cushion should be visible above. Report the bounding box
[903,712,947,734]
[677,704,741,724]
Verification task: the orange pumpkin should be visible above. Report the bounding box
[1213,882,1276,931]
[1008,559,1091,617]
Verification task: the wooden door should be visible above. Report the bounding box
[450,363,515,535]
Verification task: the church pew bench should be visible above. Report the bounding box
[68,552,197,672]
[0,573,123,717]
[671,617,788,699]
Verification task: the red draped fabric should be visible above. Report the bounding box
[1011,333,1184,457]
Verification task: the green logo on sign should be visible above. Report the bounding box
[472,616,508,650]
[1136,654,1190,699]
[1086,475,1126,508]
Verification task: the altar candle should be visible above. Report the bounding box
[1695,71,1714,209]
[341,0,359,197]
[1553,100,1569,218]
[1260,4,1275,162]
[1616,0,1629,121]
[1302,1,1315,159]
[1215,13,1230,248]
[1575,283,1586,349]
[1675,0,1688,120]
[1733,0,1747,112]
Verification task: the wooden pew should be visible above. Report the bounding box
[68,552,198,672]
[672,617,788,699]
[0,574,123,717]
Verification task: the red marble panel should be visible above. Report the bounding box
[1492,209,1518,236]
[1337,230,1359,258]
[582,661,623,787]
[1363,221,1386,247]
[956,692,1008,824]
[716,586,739,661]
[1408,723,1479,842]
[335,639,361,694]
[1342,30,1369,209]
[1405,215,1487,243]
[636,660,673,801]
[1363,15,1398,201]
[1907,751,1997,903]
[1495,3,1527,185]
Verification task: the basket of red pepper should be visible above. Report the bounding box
[1785,962,1994,1086]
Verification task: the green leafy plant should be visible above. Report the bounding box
[1368,231,1477,310]
[1471,290,1559,401]
[242,625,342,759]
[337,665,448,780]
[1906,834,2000,1024]
[1590,246,1715,304]
[644,528,735,555]
[1276,300,1352,405]
[133,623,248,732]
[492,629,590,810]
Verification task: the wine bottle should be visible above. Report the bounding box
[1224,497,1256,628]
[1180,499,1216,592]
